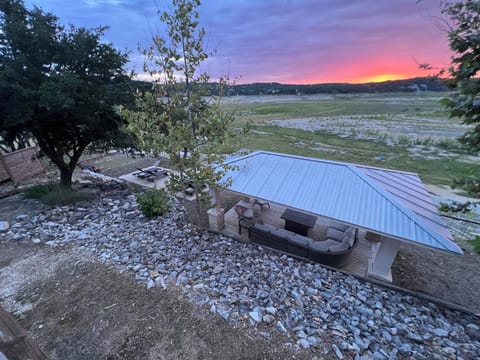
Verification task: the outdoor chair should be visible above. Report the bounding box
[239,218,254,236]
[253,199,270,212]
[183,179,208,196]
[234,200,256,235]
[234,200,254,218]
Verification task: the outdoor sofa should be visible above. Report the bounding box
[249,222,358,268]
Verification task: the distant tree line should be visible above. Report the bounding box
[131,77,447,97]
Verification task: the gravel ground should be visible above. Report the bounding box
[1,182,479,359]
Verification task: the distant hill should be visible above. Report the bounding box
[227,77,447,95]
[130,77,448,96]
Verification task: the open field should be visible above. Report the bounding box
[222,92,480,187]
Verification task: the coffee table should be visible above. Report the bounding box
[280,208,317,236]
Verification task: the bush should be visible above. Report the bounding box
[452,177,480,196]
[469,236,480,255]
[23,183,93,205]
[438,201,478,213]
[23,183,57,199]
[136,188,171,218]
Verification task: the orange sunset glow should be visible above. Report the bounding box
[351,74,411,84]
[32,0,451,85]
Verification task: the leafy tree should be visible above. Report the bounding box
[121,0,242,221]
[442,0,480,152]
[0,0,131,187]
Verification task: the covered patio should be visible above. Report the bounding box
[210,151,462,282]
[222,199,372,276]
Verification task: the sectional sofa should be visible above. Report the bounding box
[249,222,358,268]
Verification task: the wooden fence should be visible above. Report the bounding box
[0,147,45,183]
[0,305,47,360]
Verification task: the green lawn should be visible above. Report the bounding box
[470,236,480,254]
[224,92,451,123]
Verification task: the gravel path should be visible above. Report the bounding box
[1,186,479,359]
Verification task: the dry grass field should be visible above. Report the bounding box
[222,92,480,186]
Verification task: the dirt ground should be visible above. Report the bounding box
[88,154,160,178]
[391,243,480,313]
[0,242,312,360]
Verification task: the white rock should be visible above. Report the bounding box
[15,214,29,222]
[155,276,167,290]
[249,310,262,323]
[433,328,449,337]
[0,221,9,232]
[147,279,155,289]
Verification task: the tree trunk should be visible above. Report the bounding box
[34,133,87,190]
[59,167,73,188]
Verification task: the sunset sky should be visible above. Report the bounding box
[25,0,452,84]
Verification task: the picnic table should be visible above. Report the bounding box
[133,167,169,182]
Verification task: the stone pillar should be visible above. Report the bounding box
[208,207,225,231]
[214,188,223,211]
[368,236,400,283]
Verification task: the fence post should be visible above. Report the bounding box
[0,305,48,360]
[0,153,13,182]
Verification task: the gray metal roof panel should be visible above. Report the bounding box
[356,166,454,242]
[221,151,461,253]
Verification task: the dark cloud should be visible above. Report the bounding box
[25,0,449,83]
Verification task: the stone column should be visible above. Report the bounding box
[368,236,400,282]
[208,207,225,231]
[215,188,223,211]
[208,188,225,231]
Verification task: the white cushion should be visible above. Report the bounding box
[235,205,253,219]
[254,223,275,233]
[328,242,350,252]
[243,208,254,218]
[310,239,339,252]
[326,228,344,242]
[331,223,348,231]
[342,227,356,247]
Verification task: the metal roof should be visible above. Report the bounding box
[220,151,462,254]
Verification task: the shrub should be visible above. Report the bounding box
[23,183,57,199]
[23,183,93,205]
[453,177,480,196]
[436,138,462,152]
[136,188,171,218]
[469,236,480,255]
[437,201,478,213]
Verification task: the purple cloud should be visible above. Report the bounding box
[25,0,450,83]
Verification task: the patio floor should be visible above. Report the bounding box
[223,199,372,278]
[119,166,171,189]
